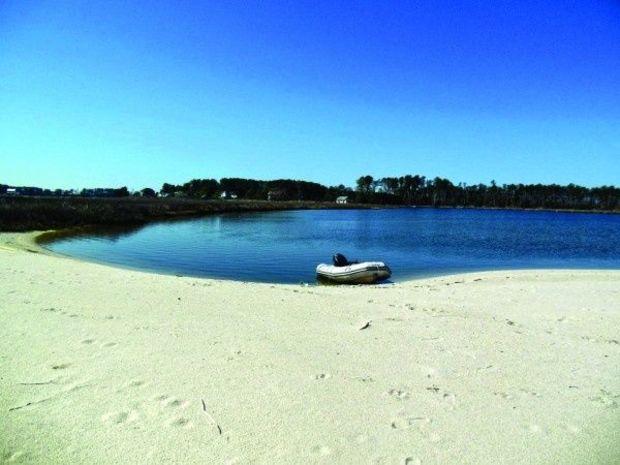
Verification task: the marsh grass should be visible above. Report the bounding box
[0,196,367,232]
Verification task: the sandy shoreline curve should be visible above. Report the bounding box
[1,232,619,464]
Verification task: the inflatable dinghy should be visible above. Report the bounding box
[316,254,391,284]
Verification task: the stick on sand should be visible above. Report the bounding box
[201,398,222,435]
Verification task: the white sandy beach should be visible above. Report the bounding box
[0,232,619,465]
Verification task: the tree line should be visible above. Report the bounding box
[160,178,351,202]
[354,175,618,210]
[160,175,618,210]
[2,175,618,210]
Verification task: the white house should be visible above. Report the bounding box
[220,191,238,200]
[336,195,348,204]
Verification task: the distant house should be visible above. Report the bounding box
[336,196,348,204]
[220,191,238,200]
[5,186,44,196]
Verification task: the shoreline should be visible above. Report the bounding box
[426,204,620,215]
[1,197,617,234]
[25,230,620,286]
[1,232,619,464]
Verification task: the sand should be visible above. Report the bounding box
[1,232,619,465]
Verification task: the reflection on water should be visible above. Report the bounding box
[44,208,620,283]
[39,225,147,244]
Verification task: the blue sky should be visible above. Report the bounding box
[1,1,619,190]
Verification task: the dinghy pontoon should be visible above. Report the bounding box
[316,254,391,284]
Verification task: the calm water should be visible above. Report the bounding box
[44,208,620,283]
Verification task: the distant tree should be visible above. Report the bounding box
[220,178,262,199]
[140,188,157,198]
[324,184,352,201]
[382,177,399,194]
[113,186,129,197]
[160,183,178,196]
[356,175,374,195]
[181,179,219,198]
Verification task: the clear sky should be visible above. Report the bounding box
[1,1,619,190]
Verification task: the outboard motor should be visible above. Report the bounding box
[333,253,349,267]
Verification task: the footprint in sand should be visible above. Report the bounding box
[166,416,193,428]
[154,395,193,427]
[387,388,411,400]
[101,410,139,425]
[127,379,147,388]
[518,388,542,398]
[404,458,422,465]
[589,389,619,408]
[425,385,440,394]
[392,414,439,443]
[162,397,191,409]
[391,415,431,430]
[310,445,332,456]
[3,451,26,463]
[52,363,71,370]
[442,392,457,409]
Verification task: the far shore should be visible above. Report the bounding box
[1,231,619,464]
[1,195,617,234]
[431,204,620,215]
[0,197,382,233]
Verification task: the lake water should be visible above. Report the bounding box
[44,208,620,283]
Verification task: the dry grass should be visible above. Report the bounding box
[0,196,369,232]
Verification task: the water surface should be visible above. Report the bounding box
[45,208,620,283]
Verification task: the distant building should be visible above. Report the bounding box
[8,187,44,196]
[336,196,348,204]
[3,187,44,196]
[220,191,238,200]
